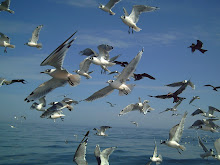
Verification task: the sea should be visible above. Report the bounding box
[0,121,219,165]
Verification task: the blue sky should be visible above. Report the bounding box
[0,0,220,129]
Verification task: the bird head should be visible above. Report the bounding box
[40,69,56,75]
[107,80,114,84]
[99,3,104,9]
[160,140,166,144]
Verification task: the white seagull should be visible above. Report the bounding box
[213,138,220,160]
[48,111,65,122]
[119,97,154,116]
[198,136,214,159]
[24,31,80,102]
[161,112,187,154]
[0,0,14,14]
[94,144,117,165]
[74,57,93,79]
[40,98,74,118]
[0,32,15,53]
[189,96,200,104]
[191,106,220,118]
[99,0,121,15]
[93,126,112,136]
[159,100,183,115]
[30,96,46,111]
[165,79,195,90]
[131,121,138,127]
[147,140,162,165]
[121,5,159,33]
[25,25,43,49]
[85,48,143,101]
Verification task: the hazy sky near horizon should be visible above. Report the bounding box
[0,0,220,129]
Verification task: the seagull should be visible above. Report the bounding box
[93,126,112,136]
[0,78,26,86]
[98,0,121,15]
[189,96,200,104]
[198,136,214,159]
[106,101,116,107]
[0,32,15,53]
[204,84,220,91]
[189,118,219,130]
[161,112,188,154]
[74,56,93,79]
[213,138,220,160]
[85,48,143,101]
[119,97,153,116]
[24,31,80,102]
[121,5,159,34]
[25,25,43,49]
[149,80,194,103]
[80,44,118,74]
[40,98,74,118]
[73,131,90,165]
[48,111,65,122]
[188,40,207,54]
[191,106,220,118]
[132,73,155,81]
[8,124,15,128]
[0,0,14,14]
[30,96,46,111]
[159,99,183,114]
[113,60,128,67]
[94,144,117,165]
[130,121,138,127]
[197,125,219,133]
[146,140,162,165]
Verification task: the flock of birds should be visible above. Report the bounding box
[1,0,220,164]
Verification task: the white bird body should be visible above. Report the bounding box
[99,0,121,15]
[30,96,46,111]
[0,0,14,13]
[0,32,15,53]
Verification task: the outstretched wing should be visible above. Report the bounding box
[1,0,10,8]
[196,40,203,48]
[129,5,158,23]
[214,138,220,155]
[40,31,77,69]
[105,0,121,10]
[101,146,117,161]
[198,136,208,152]
[79,57,92,72]
[79,48,98,57]
[74,139,88,165]
[119,104,135,116]
[30,25,43,43]
[0,32,10,43]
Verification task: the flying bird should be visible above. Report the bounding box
[204,84,220,91]
[119,97,154,116]
[30,96,46,111]
[198,136,215,159]
[0,0,14,14]
[85,49,143,102]
[93,126,112,136]
[121,5,159,33]
[48,111,65,122]
[161,112,187,154]
[133,73,155,81]
[191,106,220,118]
[74,57,93,79]
[98,0,121,15]
[165,79,195,89]
[146,140,162,165]
[25,25,43,49]
[213,138,220,160]
[94,144,117,165]
[189,96,200,104]
[24,31,80,102]
[159,99,183,115]
[188,40,207,54]
[130,121,138,127]
[106,101,116,107]
[0,78,26,86]
[0,32,15,53]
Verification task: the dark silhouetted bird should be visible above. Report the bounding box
[188,40,207,54]
[204,84,220,91]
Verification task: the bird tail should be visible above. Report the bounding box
[8,10,15,14]
[133,26,142,32]
[199,49,207,53]
[68,74,81,87]
[179,145,186,151]
[8,44,15,49]
[37,43,43,49]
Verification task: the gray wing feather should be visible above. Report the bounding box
[74,139,88,165]
[79,57,92,72]
[119,104,135,115]
[105,0,120,9]
[0,78,5,86]
[214,138,220,155]
[101,146,117,160]
[123,7,129,16]
[85,86,114,102]
[198,136,208,152]
[1,0,10,8]
[0,32,10,43]
[80,48,97,56]
[30,25,43,43]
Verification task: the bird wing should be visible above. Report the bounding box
[117,49,143,83]
[79,48,97,56]
[189,97,196,104]
[198,136,208,152]
[0,32,10,43]
[197,40,203,48]
[100,126,112,133]
[29,25,43,43]
[208,106,220,115]
[188,80,195,89]
[1,0,10,8]
[74,139,88,165]
[204,84,214,88]
[123,7,129,16]
[173,100,183,109]
[141,73,156,80]
[214,138,220,155]
[149,94,172,99]
[169,124,179,141]
[40,31,77,69]
[40,104,63,118]
[105,0,121,10]
[24,78,67,102]
[153,140,157,157]
[165,81,184,87]
[189,120,204,128]
[173,82,188,96]
[94,144,101,165]
[0,78,5,87]
[119,104,135,115]
[129,5,158,24]
[171,111,187,143]
[79,57,92,72]
[109,54,120,62]
[191,108,204,116]
[39,96,46,107]
[101,146,117,161]
[97,44,113,60]
[85,85,114,102]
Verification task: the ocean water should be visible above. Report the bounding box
[0,121,219,165]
